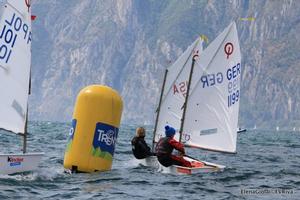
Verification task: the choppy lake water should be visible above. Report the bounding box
[0,122,299,199]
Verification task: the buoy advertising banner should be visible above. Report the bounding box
[63,85,123,173]
[92,122,119,161]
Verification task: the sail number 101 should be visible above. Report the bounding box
[0,12,31,64]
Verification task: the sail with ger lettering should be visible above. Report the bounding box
[183,22,241,153]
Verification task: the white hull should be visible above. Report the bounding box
[162,160,225,175]
[0,152,44,175]
[237,128,246,133]
[139,155,225,174]
[161,156,225,175]
[138,156,160,168]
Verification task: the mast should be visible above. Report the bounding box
[23,60,32,154]
[179,53,198,143]
[152,69,168,150]
[23,106,29,154]
[22,135,27,153]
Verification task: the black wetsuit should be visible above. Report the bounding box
[131,136,154,159]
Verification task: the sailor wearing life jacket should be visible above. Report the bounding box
[131,127,155,159]
[155,125,192,167]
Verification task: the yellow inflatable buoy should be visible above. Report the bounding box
[63,85,123,173]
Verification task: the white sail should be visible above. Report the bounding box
[182,22,241,153]
[0,0,32,134]
[154,38,203,142]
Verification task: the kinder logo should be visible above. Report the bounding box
[7,157,24,162]
[7,156,24,166]
[93,122,118,156]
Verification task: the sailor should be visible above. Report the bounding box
[131,127,155,159]
[155,125,192,167]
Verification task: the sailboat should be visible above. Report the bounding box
[146,22,241,174]
[139,35,203,169]
[0,0,44,175]
[237,127,246,133]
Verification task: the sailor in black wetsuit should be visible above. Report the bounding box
[131,127,155,159]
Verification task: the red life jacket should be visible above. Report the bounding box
[155,137,173,155]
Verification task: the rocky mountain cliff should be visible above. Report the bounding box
[29,0,300,129]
